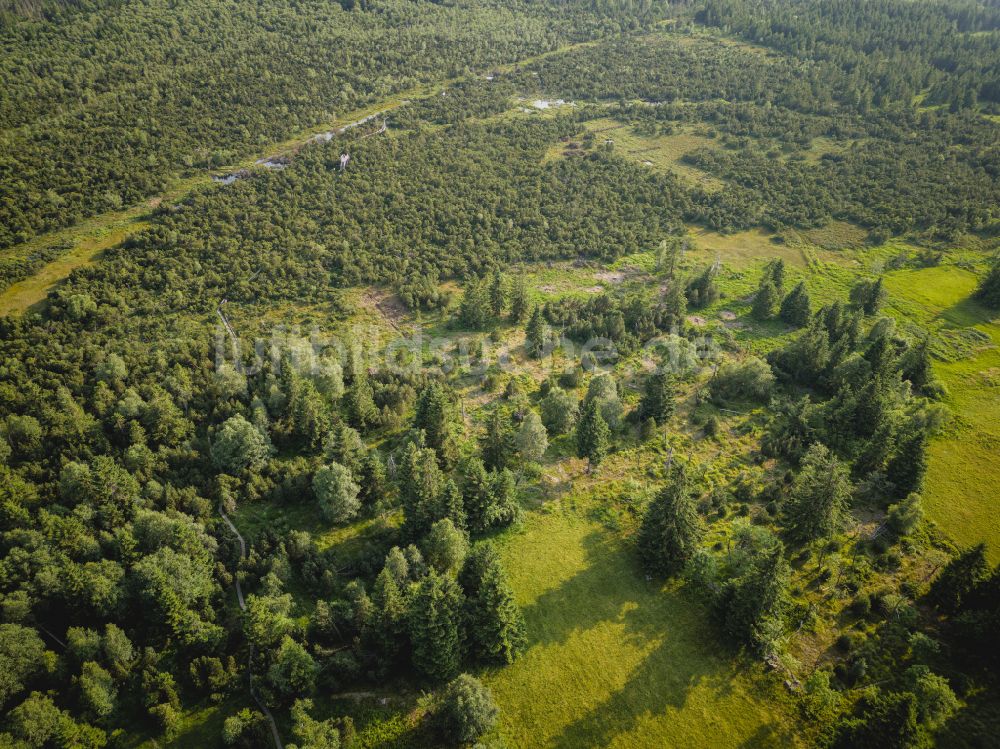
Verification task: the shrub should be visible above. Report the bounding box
[434,674,499,744]
[709,357,775,403]
[851,593,872,618]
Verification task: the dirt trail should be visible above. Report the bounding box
[216,301,242,365]
[0,38,599,318]
[219,509,284,749]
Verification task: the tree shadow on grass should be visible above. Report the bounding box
[939,295,996,329]
[517,527,791,748]
[518,528,652,649]
[546,623,753,749]
[736,720,804,748]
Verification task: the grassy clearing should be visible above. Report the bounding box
[882,265,1000,561]
[792,221,869,251]
[543,116,728,191]
[487,508,800,748]
[127,696,248,749]
[522,261,615,300]
[686,227,809,269]
[797,136,864,164]
[207,246,998,746]
[700,252,1000,562]
[0,226,134,316]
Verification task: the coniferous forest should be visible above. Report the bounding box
[1,0,1000,747]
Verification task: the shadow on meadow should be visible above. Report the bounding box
[939,294,995,329]
[517,528,653,648]
[515,528,794,748]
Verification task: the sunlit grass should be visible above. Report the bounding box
[486,509,801,748]
[881,264,1000,561]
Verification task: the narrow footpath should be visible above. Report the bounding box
[219,509,284,749]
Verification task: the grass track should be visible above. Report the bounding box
[0,38,601,317]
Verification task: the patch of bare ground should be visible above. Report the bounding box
[594,270,627,284]
[359,288,408,332]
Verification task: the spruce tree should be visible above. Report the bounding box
[886,493,923,538]
[461,457,494,535]
[460,460,519,535]
[784,443,851,545]
[409,571,463,682]
[685,264,719,308]
[480,408,515,471]
[487,468,519,529]
[765,258,786,293]
[400,442,444,537]
[761,396,816,461]
[975,255,1000,309]
[344,372,378,431]
[640,417,657,441]
[359,449,387,509]
[516,410,548,463]
[414,382,451,455]
[289,379,331,448]
[853,373,894,441]
[459,278,490,329]
[370,567,406,665]
[576,397,610,469]
[525,306,547,358]
[779,280,811,327]
[638,370,677,425]
[657,236,683,278]
[850,277,887,315]
[322,421,365,473]
[899,336,936,396]
[459,543,527,664]
[663,281,687,329]
[864,319,898,378]
[439,478,467,531]
[886,427,927,497]
[488,269,506,318]
[928,543,989,614]
[637,464,703,577]
[509,275,530,323]
[718,542,789,652]
[752,279,780,320]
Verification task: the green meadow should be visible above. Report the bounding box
[488,508,799,748]
[882,266,1000,562]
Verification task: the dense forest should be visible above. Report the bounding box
[1,0,1000,747]
[0,0,667,249]
[698,0,1000,112]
